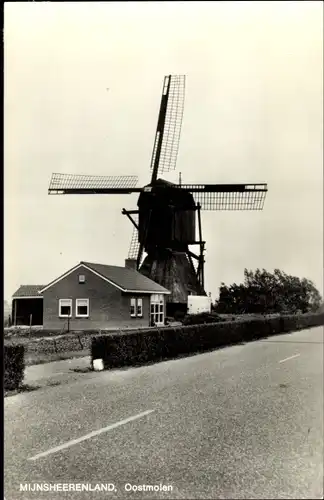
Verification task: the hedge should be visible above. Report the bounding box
[91,313,324,370]
[182,312,222,326]
[4,344,25,390]
[4,313,323,373]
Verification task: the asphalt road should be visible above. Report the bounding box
[4,326,323,500]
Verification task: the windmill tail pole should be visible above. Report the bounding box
[197,202,205,290]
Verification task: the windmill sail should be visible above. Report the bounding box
[128,214,140,260]
[48,173,140,194]
[178,183,268,210]
[150,75,185,182]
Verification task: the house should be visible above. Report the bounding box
[12,260,170,330]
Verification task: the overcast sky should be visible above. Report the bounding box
[4,1,323,302]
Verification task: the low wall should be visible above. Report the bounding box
[91,313,324,370]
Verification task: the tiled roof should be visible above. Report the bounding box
[82,261,170,294]
[12,285,45,298]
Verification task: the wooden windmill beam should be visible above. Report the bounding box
[150,76,171,183]
[136,209,152,270]
[187,250,200,260]
[197,203,205,290]
[122,209,139,230]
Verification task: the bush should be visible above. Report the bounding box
[26,338,57,354]
[173,310,186,322]
[182,312,222,326]
[4,344,25,390]
[54,336,83,352]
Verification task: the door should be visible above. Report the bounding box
[150,294,165,326]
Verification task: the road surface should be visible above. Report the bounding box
[4,326,323,499]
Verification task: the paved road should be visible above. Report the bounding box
[4,326,323,500]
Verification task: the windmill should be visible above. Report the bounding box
[48,75,268,317]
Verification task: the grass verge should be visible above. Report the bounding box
[24,349,89,366]
[4,383,40,398]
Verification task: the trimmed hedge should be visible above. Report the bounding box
[182,312,222,326]
[4,344,25,390]
[91,313,324,370]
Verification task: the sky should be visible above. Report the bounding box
[4,1,323,303]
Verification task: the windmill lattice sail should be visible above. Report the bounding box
[150,75,185,180]
[49,173,139,194]
[128,214,140,260]
[179,183,268,210]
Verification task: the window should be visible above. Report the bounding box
[137,298,143,317]
[130,297,143,318]
[76,299,89,317]
[59,299,72,317]
[131,299,136,318]
[150,294,164,326]
[78,274,85,283]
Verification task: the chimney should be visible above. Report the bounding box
[125,259,137,271]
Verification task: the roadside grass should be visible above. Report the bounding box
[4,379,68,398]
[4,383,40,398]
[24,349,89,366]
[72,367,93,373]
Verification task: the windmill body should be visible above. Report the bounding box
[137,178,205,313]
[48,75,268,318]
[138,179,196,251]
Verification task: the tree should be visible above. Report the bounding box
[4,300,11,327]
[214,269,322,314]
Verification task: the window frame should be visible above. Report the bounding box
[137,298,143,317]
[75,298,89,318]
[130,297,144,318]
[59,299,72,318]
[130,298,136,317]
[78,274,86,284]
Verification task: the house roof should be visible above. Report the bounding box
[12,285,45,298]
[82,261,170,293]
[38,261,170,294]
